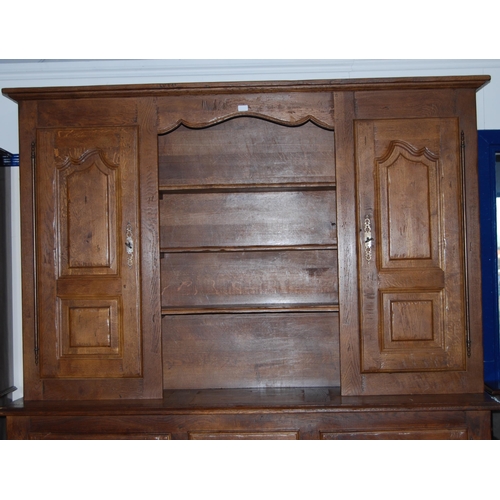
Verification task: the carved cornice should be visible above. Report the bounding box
[3,74,491,102]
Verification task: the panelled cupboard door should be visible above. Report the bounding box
[35,127,142,386]
[355,118,467,376]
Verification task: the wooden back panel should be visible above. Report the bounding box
[158,118,335,187]
[161,250,338,310]
[160,190,337,250]
[162,313,340,389]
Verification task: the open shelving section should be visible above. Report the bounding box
[158,117,339,390]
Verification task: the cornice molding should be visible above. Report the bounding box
[0,59,499,85]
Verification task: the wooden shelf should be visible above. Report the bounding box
[158,182,336,194]
[160,244,337,254]
[2,389,497,440]
[2,389,499,416]
[161,304,339,316]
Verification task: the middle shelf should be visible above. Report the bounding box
[159,189,337,250]
[160,249,339,310]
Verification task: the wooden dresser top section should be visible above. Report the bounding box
[3,75,490,133]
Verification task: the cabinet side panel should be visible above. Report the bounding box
[18,100,43,399]
[456,88,485,393]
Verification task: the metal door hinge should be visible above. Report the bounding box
[460,131,471,358]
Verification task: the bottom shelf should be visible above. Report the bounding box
[2,388,499,440]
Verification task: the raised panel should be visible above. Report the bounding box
[361,291,455,372]
[389,298,435,342]
[59,298,120,357]
[69,306,112,347]
[387,161,431,259]
[381,291,444,349]
[58,153,118,276]
[377,141,440,267]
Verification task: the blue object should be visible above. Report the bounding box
[478,130,500,392]
[0,149,18,167]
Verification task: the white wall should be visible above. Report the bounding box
[2,59,500,399]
